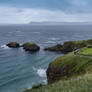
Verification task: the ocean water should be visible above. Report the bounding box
[0,24,92,92]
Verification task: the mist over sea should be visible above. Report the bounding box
[0,24,92,92]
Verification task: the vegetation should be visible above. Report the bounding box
[23,42,37,47]
[47,53,92,83]
[24,73,92,92]
[23,42,40,52]
[31,84,45,89]
[61,40,87,53]
[78,47,92,56]
[44,39,92,53]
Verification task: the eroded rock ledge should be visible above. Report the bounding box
[44,39,92,54]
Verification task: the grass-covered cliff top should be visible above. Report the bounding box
[24,73,92,92]
[78,47,92,56]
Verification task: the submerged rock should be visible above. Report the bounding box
[23,42,40,52]
[6,42,20,48]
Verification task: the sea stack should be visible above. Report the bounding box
[6,42,20,48]
[22,42,40,52]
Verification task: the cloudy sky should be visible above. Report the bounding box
[0,0,92,24]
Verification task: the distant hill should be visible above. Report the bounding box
[30,21,92,25]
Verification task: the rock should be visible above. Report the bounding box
[62,41,87,53]
[23,42,40,52]
[44,41,87,54]
[44,44,63,52]
[7,42,20,48]
[46,65,68,83]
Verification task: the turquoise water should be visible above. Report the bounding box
[0,24,92,92]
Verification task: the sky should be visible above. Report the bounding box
[0,0,92,24]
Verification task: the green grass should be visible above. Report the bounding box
[50,53,92,73]
[78,47,92,56]
[24,73,92,92]
[23,42,37,46]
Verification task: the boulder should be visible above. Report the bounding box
[7,42,20,48]
[23,42,40,52]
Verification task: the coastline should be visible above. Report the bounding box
[24,39,92,92]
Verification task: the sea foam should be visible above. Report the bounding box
[33,67,46,78]
[1,45,10,49]
[49,37,60,41]
[45,41,56,44]
[37,69,46,78]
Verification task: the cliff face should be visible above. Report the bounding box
[46,53,92,84]
[47,65,68,83]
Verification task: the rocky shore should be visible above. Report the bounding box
[44,39,92,54]
[23,39,92,92]
[46,39,92,83]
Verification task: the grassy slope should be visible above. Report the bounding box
[24,49,92,92]
[24,73,92,92]
[78,47,92,56]
[49,53,92,75]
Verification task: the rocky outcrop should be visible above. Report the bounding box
[44,40,87,54]
[61,41,87,53]
[44,44,63,52]
[46,65,68,83]
[6,42,20,48]
[22,42,40,52]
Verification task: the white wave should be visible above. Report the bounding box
[1,45,10,49]
[37,69,46,78]
[33,67,46,78]
[49,37,60,41]
[45,41,56,44]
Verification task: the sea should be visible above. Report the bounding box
[0,24,92,92]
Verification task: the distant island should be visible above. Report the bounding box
[30,21,92,25]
